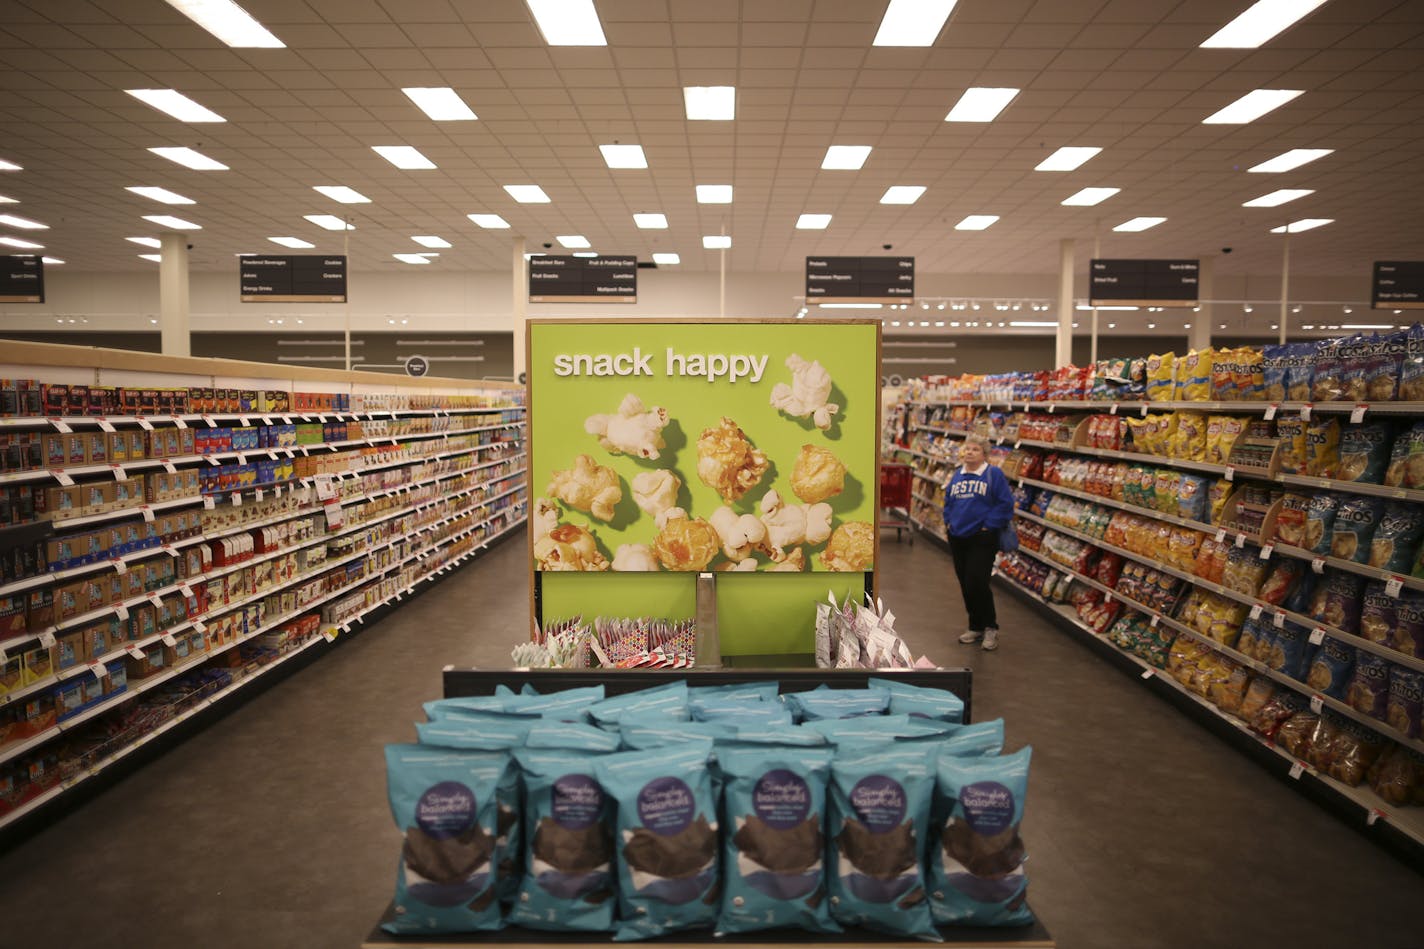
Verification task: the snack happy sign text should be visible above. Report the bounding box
[553,347,770,384]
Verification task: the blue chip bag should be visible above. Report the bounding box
[1268,622,1316,682]
[422,696,517,720]
[595,740,719,941]
[383,745,511,934]
[691,703,794,727]
[913,719,1006,758]
[868,677,967,723]
[688,682,779,703]
[929,746,1033,927]
[587,681,689,728]
[507,685,607,721]
[725,726,832,747]
[525,720,623,752]
[716,742,840,935]
[509,749,617,932]
[784,687,890,721]
[803,714,954,744]
[619,720,739,750]
[1306,637,1356,700]
[827,744,940,940]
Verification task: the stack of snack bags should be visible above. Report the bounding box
[815,592,934,669]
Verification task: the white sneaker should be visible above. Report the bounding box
[981,628,999,651]
[958,630,982,644]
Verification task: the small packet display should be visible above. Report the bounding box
[1305,418,1341,478]
[1305,636,1355,699]
[509,749,617,932]
[1274,416,1308,475]
[382,745,511,935]
[928,747,1033,928]
[692,703,794,728]
[715,743,839,935]
[1330,496,1385,564]
[1302,492,1343,554]
[868,677,966,723]
[1387,667,1423,739]
[1368,502,1424,572]
[1359,582,1397,647]
[1145,352,1176,402]
[827,744,939,940]
[1346,651,1392,720]
[595,740,719,941]
[1337,422,1393,484]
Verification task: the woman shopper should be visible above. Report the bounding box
[942,435,1016,650]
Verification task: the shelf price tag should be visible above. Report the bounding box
[110,464,128,482]
[1309,626,1327,645]
[261,416,273,426]
[254,489,264,503]
[1274,611,1286,629]
[51,469,75,486]
[161,633,178,647]
[205,455,221,466]
[126,644,146,660]
[202,415,216,428]
[161,460,177,474]
[239,416,250,427]
[1140,668,1153,680]
[1109,403,1118,415]
[174,417,188,429]
[237,453,247,466]
[89,661,109,680]
[146,592,164,608]
[178,582,194,598]
[1299,403,1313,421]
[1215,529,1226,543]
[1234,533,1247,549]
[1311,557,1325,575]
[49,417,72,433]
[1289,762,1305,780]
[97,418,116,434]
[115,603,129,620]
[1149,614,1160,628]
[1309,694,1324,714]
[137,417,155,431]
[1367,809,1387,827]
[191,618,206,633]
[1386,576,1405,598]
[143,507,159,525]
[231,493,242,507]
[1249,604,1263,621]
[1264,403,1278,421]
[1351,404,1368,424]
[1224,465,1235,483]
[39,631,57,649]
[1258,544,1273,560]
[203,496,216,510]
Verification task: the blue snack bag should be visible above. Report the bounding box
[784,688,890,721]
[507,685,607,721]
[688,682,779,703]
[929,746,1034,927]
[525,720,622,752]
[915,719,1006,758]
[724,726,830,747]
[691,704,794,727]
[595,740,719,941]
[422,696,515,720]
[868,678,967,723]
[587,681,689,728]
[382,745,511,934]
[716,742,840,935]
[803,714,954,744]
[620,721,739,750]
[1306,637,1355,700]
[509,749,617,932]
[827,744,940,940]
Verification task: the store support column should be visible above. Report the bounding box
[511,237,527,382]
[1056,238,1074,368]
[158,232,190,357]
[1191,256,1213,351]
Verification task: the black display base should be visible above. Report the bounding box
[362,902,1055,948]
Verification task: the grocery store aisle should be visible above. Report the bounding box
[0,530,1420,949]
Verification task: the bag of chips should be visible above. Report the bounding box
[1175,348,1213,402]
[928,746,1034,928]
[1249,689,1306,739]
[1330,496,1385,564]
[1395,590,1424,658]
[1238,678,1276,721]
[524,720,624,752]
[1368,330,1408,401]
[784,687,891,722]
[868,677,966,723]
[1339,334,1373,403]
[1369,502,1424,572]
[509,749,617,932]
[1173,412,1208,461]
[1212,665,1252,715]
[416,717,535,749]
[715,742,840,935]
[1274,417,1308,475]
[1276,710,1319,759]
[1370,745,1424,806]
[1401,323,1424,401]
[1261,344,1290,402]
[595,740,719,941]
[1273,493,1309,547]
[618,721,739,750]
[1145,352,1176,402]
[1337,422,1393,484]
[1324,718,1390,786]
[1311,336,1346,402]
[1302,492,1343,554]
[1208,479,1233,525]
[1305,636,1355,699]
[1346,651,1391,720]
[1258,560,1303,606]
[1401,423,1424,490]
[1267,621,1316,682]
[1314,570,1365,634]
[382,745,512,934]
[802,715,949,744]
[692,703,794,728]
[1305,418,1341,478]
[1359,582,1397,647]
[1387,667,1423,739]
[827,744,939,939]
[587,681,689,728]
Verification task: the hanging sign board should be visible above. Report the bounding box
[0,255,43,303]
[528,255,637,303]
[240,255,347,303]
[805,256,914,304]
[1372,261,1424,310]
[1089,259,1198,307]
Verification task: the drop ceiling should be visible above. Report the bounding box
[0,0,1421,278]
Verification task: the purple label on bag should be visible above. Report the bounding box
[552,773,603,830]
[849,775,907,832]
[416,781,477,839]
[960,781,1015,836]
[753,769,811,829]
[637,776,694,835]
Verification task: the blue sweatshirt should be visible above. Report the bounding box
[942,463,1015,538]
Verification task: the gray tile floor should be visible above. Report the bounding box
[0,531,1420,949]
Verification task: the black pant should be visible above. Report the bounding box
[948,529,999,632]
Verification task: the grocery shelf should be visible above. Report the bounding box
[911,470,946,487]
[1278,473,1424,505]
[909,397,1424,418]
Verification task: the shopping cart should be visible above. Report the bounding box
[879,461,913,543]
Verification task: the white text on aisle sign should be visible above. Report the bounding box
[552,348,769,383]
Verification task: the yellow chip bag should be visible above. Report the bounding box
[1174,411,1207,460]
[1275,417,1308,473]
[1175,348,1214,402]
[1209,478,1232,524]
[1145,352,1176,402]
[1305,418,1341,478]
[1218,416,1245,465]
[1206,415,1227,464]
[1155,470,1183,512]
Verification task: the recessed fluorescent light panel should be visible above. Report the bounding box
[557,235,591,249]
[1035,146,1102,171]
[269,236,315,248]
[372,145,435,170]
[504,185,550,203]
[1061,187,1120,206]
[127,237,162,248]
[0,213,47,229]
[1201,0,1328,48]
[1270,218,1333,233]
[148,146,228,170]
[138,254,162,262]
[41,257,63,264]
[796,214,832,230]
[525,0,607,46]
[164,0,283,47]
[955,215,999,230]
[313,185,370,204]
[634,213,668,229]
[683,86,734,120]
[125,186,194,205]
[393,253,431,264]
[944,87,1019,122]
[1113,216,1167,232]
[411,236,451,248]
[141,214,201,229]
[304,215,353,231]
[873,0,959,46]
[467,213,511,228]
[126,89,226,123]
[821,146,872,170]
[599,144,647,169]
[1202,88,1303,124]
[0,237,43,249]
[573,251,597,258]
[696,185,733,204]
[401,87,477,121]
[652,252,680,265]
[1009,321,1059,328]
[703,235,732,249]
[1248,148,1334,173]
[880,186,926,205]
[0,159,21,171]
[1242,188,1314,207]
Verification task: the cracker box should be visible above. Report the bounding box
[0,595,26,639]
[42,384,68,417]
[105,659,127,695]
[20,642,54,685]
[63,433,87,466]
[106,431,128,463]
[126,643,166,680]
[0,655,22,695]
[43,433,66,469]
[54,679,84,718]
[86,432,108,465]
[127,430,146,461]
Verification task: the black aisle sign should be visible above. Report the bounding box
[0,255,43,303]
[528,255,637,303]
[240,255,347,303]
[1089,259,1198,307]
[1372,261,1424,310]
[806,256,914,304]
